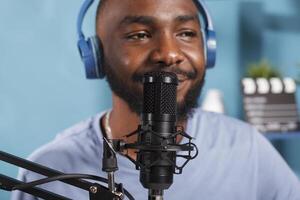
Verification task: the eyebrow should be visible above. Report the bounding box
[119,15,155,26]
[119,14,199,27]
[175,15,199,23]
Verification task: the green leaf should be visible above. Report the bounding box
[245,59,281,79]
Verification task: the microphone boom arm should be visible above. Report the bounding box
[0,150,134,200]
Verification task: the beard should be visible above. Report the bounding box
[104,63,206,122]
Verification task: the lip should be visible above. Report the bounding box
[177,78,190,92]
[176,74,189,83]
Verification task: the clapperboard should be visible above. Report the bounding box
[242,77,300,133]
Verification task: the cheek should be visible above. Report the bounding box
[184,46,205,77]
[104,48,132,79]
[105,42,150,78]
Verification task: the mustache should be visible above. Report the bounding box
[132,67,197,83]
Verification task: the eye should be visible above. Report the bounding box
[177,30,198,41]
[126,32,151,41]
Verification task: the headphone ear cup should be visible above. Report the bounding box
[201,29,208,67]
[90,36,105,79]
[78,38,97,79]
[204,30,217,68]
[77,36,105,79]
[194,0,217,69]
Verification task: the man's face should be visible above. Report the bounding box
[98,0,206,121]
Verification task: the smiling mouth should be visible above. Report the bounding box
[133,70,193,90]
[177,77,190,91]
[176,74,189,83]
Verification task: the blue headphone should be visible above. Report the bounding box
[77,0,217,79]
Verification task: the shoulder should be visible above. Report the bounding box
[190,109,300,198]
[14,112,107,199]
[191,108,255,132]
[189,108,259,148]
[22,113,105,174]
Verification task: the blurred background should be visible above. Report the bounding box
[1,0,300,199]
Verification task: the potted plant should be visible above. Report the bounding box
[245,59,281,79]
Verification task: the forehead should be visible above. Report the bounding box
[102,0,199,25]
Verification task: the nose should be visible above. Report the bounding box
[150,33,185,67]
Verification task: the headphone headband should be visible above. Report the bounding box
[77,0,94,40]
[193,0,214,30]
[77,0,217,79]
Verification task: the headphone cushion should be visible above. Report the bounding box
[90,36,105,79]
[205,30,217,68]
[77,36,105,79]
[78,38,100,79]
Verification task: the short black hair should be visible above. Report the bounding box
[96,0,201,29]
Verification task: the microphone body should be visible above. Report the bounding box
[139,72,178,199]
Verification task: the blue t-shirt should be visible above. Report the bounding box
[11,109,300,200]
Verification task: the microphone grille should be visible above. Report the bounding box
[161,83,177,115]
[143,71,178,116]
[144,82,155,114]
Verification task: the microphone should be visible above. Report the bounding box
[139,71,178,199]
[121,71,198,200]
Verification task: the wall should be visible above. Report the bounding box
[0,1,111,198]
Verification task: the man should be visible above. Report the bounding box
[12,0,300,199]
